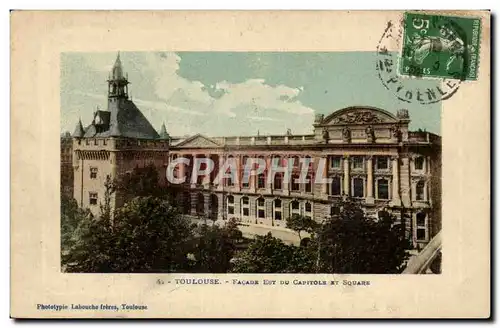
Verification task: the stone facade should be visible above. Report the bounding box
[168,107,441,249]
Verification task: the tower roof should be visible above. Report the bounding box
[159,122,170,139]
[111,52,125,80]
[72,119,85,138]
[83,99,160,139]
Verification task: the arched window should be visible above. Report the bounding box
[290,200,300,218]
[353,177,364,198]
[225,155,235,186]
[416,180,425,201]
[241,196,249,217]
[331,176,341,196]
[377,178,389,199]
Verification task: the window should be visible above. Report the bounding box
[353,178,364,197]
[416,180,425,201]
[377,156,388,169]
[291,174,300,191]
[304,202,312,213]
[103,139,107,146]
[275,199,282,208]
[89,192,98,205]
[241,196,249,217]
[352,156,364,169]
[257,198,265,219]
[415,157,424,170]
[274,173,283,190]
[275,212,282,221]
[258,173,266,189]
[242,156,250,188]
[274,199,282,221]
[331,176,341,196]
[305,174,313,193]
[94,139,98,145]
[416,212,427,240]
[377,179,389,199]
[330,156,341,169]
[290,200,301,219]
[90,167,98,179]
[227,195,234,215]
[292,156,300,168]
[304,202,312,219]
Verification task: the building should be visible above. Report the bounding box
[61,131,74,196]
[71,53,169,212]
[70,54,441,249]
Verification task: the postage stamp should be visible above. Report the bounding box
[399,13,482,81]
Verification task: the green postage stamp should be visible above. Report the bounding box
[399,12,481,81]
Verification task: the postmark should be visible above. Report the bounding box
[376,13,481,104]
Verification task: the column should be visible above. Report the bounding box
[202,153,210,188]
[177,154,189,183]
[217,155,225,191]
[343,155,350,196]
[191,154,198,188]
[391,155,401,206]
[235,155,242,192]
[251,161,257,193]
[366,155,374,204]
[283,155,290,196]
[266,155,272,193]
[321,155,328,196]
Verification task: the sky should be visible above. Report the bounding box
[60,52,441,137]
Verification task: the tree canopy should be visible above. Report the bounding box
[231,232,315,273]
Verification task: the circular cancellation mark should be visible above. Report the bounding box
[375,13,476,105]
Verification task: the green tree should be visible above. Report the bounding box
[231,232,315,273]
[188,218,243,273]
[313,199,411,273]
[60,193,93,255]
[286,214,318,241]
[63,196,194,273]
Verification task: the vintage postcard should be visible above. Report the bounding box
[11,10,490,318]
